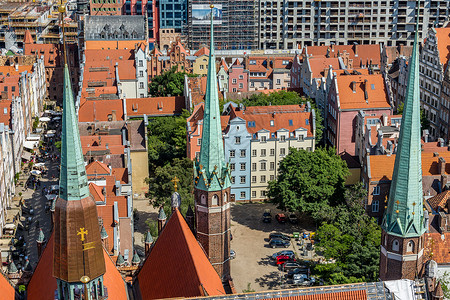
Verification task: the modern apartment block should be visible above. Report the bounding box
[159,0,187,30]
[186,0,258,50]
[258,0,449,50]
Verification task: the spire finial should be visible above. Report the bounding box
[210,4,214,57]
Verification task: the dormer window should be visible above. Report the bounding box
[261,135,266,142]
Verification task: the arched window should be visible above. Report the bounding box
[212,195,219,206]
[223,192,227,204]
[392,239,399,252]
[201,194,206,205]
[407,240,415,253]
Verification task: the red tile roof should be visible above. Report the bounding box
[89,182,105,202]
[424,232,450,264]
[136,209,225,299]
[219,57,228,72]
[435,28,450,70]
[0,272,15,300]
[231,104,313,135]
[0,100,12,126]
[308,57,340,78]
[427,190,450,212]
[126,96,185,117]
[86,160,111,176]
[336,74,390,110]
[78,99,125,122]
[194,47,209,57]
[80,135,123,148]
[27,232,128,300]
[303,44,381,67]
[267,290,367,300]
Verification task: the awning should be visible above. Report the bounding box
[39,117,51,122]
[4,223,15,230]
[30,170,41,176]
[21,151,32,161]
[23,140,38,150]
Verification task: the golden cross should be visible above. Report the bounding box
[171,176,180,192]
[77,227,88,242]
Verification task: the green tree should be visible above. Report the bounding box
[147,109,190,168]
[267,147,349,221]
[396,102,430,130]
[313,183,381,284]
[149,66,196,97]
[439,272,450,298]
[145,157,194,215]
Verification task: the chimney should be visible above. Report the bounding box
[442,175,448,191]
[438,157,446,176]
[377,130,383,148]
[363,79,368,101]
[351,81,357,93]
[111,110,117,121]
[382,114,388,126]
[423,129,429,143]
[439,138,445,147]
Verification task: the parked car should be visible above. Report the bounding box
[287,267,309,278]
[276,255,295,265]
[269,238,290,248]
[269,233,290,241]
[271,250,295,260]
[281,261,302,271]
[276,213,287,223]
[292,274,315,286]
[230,249,236,259]
[262,209,272,223]
[288,213,298,224]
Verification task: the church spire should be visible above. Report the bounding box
[194,4,231,192]
[382,0,425,238]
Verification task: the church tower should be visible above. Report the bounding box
[380,1,426,281]
[52,64,107,297]
[193,4,232,281]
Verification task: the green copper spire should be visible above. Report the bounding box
[59,65,89,201]
[132,251,140,265]
[36,228,45,243]
[116,253,125,266]
[8,260,18,274]
[144,230,153,244]
[100,225,108,239]
[158,207,167,220]
[194,5,231,192]
[382,2,425,238]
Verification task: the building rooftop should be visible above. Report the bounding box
[434,28,450,70]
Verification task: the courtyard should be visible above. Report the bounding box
[230,202,316,293]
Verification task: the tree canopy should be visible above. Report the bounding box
[228,91,323,143]
[313,183,381,284]
[267,147,349,222]
[149,66,196,97]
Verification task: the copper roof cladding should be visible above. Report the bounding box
[53,196,106,282]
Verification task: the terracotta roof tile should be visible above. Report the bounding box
[24,29,34,44]
[80,135,123,148]
[89,182,105,202]
[336,74,390,110]
[427,190,450,212]
[86,161,111,176]
[303,44,381,67]
[424,232,450,264]
[194,47,209,57]
[136,209,225,299]
[0,272,15,300]
[309,58,340,78]
[435,28,450,70]
[266,290,367,300]
[78,99,124,122]
[126,96,185,117]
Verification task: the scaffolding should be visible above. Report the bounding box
[185,0,258,51]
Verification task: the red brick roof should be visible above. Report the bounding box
[336,74,390,110]
[136,208,225,299]
[89,183,105,202]
[194,47,209,57]
[424,232,450,264]
[27,232,128,300]
[78,99,125,122]
[308,57,340,77]
[435,28,450,70]
[126,96,185,117]
[427,190,450,212]
[303,44,381,67]
[0,272,15,300]
[86,160,111,176]
[267,290,367,300]
[231,104,313,136]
